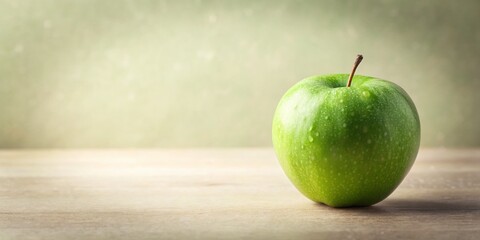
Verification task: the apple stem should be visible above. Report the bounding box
[346,54,364,87]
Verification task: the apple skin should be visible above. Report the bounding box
[272,74,420,207]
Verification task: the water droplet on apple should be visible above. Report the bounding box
[308,126,313,131]
[325,116,329,120]
[340,99,344,103]
[308,136,314,142]
[363,91,370,97]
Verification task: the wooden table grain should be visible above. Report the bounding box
[0,149,479,240]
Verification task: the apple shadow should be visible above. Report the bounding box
[313,198,480,215]
[376,198,480,214]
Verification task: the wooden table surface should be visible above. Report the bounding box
[1,149,479,240]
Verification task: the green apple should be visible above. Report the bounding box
[272,55,420,207]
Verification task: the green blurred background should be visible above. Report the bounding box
[1,0,479,148]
